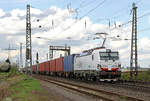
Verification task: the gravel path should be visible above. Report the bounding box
[39,79,104,101]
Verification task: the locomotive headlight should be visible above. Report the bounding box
[97,64,101,69]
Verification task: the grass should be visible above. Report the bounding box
[121,69,150,81]
[8,75,47,101]
[0,67,19,101]
[120,95,127,100]
[0,67,50,101]
[0,66,20,80]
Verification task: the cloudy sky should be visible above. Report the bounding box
[0,0,150,68]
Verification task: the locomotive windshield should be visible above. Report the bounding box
[99,52,119,60]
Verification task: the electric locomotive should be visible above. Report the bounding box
[74,48,121,81]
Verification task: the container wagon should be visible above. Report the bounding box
[63,54,76,78]
[32,65,36,73]
[39,62,45,74]
[56,57,64,76]
[49,59,56,75]
[44,61,50,75]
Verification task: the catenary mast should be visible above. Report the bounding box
[26,4,32,74]
[130,3,138,78]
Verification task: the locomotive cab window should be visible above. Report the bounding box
[99,52,119,60]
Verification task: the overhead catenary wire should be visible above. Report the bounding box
[109,11,150,31]
[110,0,141,19]
[110,26,150,36]
[95,0,141,24]
[31,0,96,31]
[138,27,150,33]
[80,0,107,18]
[30,0,107,34]
[60,0,107,34]
[95,0,142,30]
[75,0,98,12]
[31,0,150,40]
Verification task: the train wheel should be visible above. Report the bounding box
[92,76,97,81]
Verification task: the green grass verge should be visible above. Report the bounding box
[0,66,20,80]
[121,69,150,81]
[1,67,50,101]
[6,75,50,101]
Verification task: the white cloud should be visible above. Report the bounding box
[0,8,5,17]
[0,6,150,67]
[31,8,42,15]
[11,9,26,17]
[139,37,150,50]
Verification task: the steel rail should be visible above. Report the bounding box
[33,75,144,101]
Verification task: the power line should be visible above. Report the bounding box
[138,27,150,33]
[109,11,150,31]
[75,0,98,11]
[109,0,141,19]
[60,0,107,34]
[137,12,150,19]
[80,0,107,18]
[95,0,140,23]
[30,0,107,35]
[31,0,150,39]
[95,0,142,28]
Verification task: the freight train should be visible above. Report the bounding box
[31,48,121,82]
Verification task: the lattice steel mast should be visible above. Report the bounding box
[130,3,138,78]
[26,4,32,74]
[20,43,23,68]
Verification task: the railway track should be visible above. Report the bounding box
[92,80,150,93]
[119,80,150,86]
[70,78,150,93]
[116,80,150,92]
[33,75,144,101]
[59,77,150,93]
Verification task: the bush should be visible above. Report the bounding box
[7,67,20,78]
[121,73,130,80]
[146,69,150,75]
[121,70,150,81]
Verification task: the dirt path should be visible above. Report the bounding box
[39,80,103,101]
